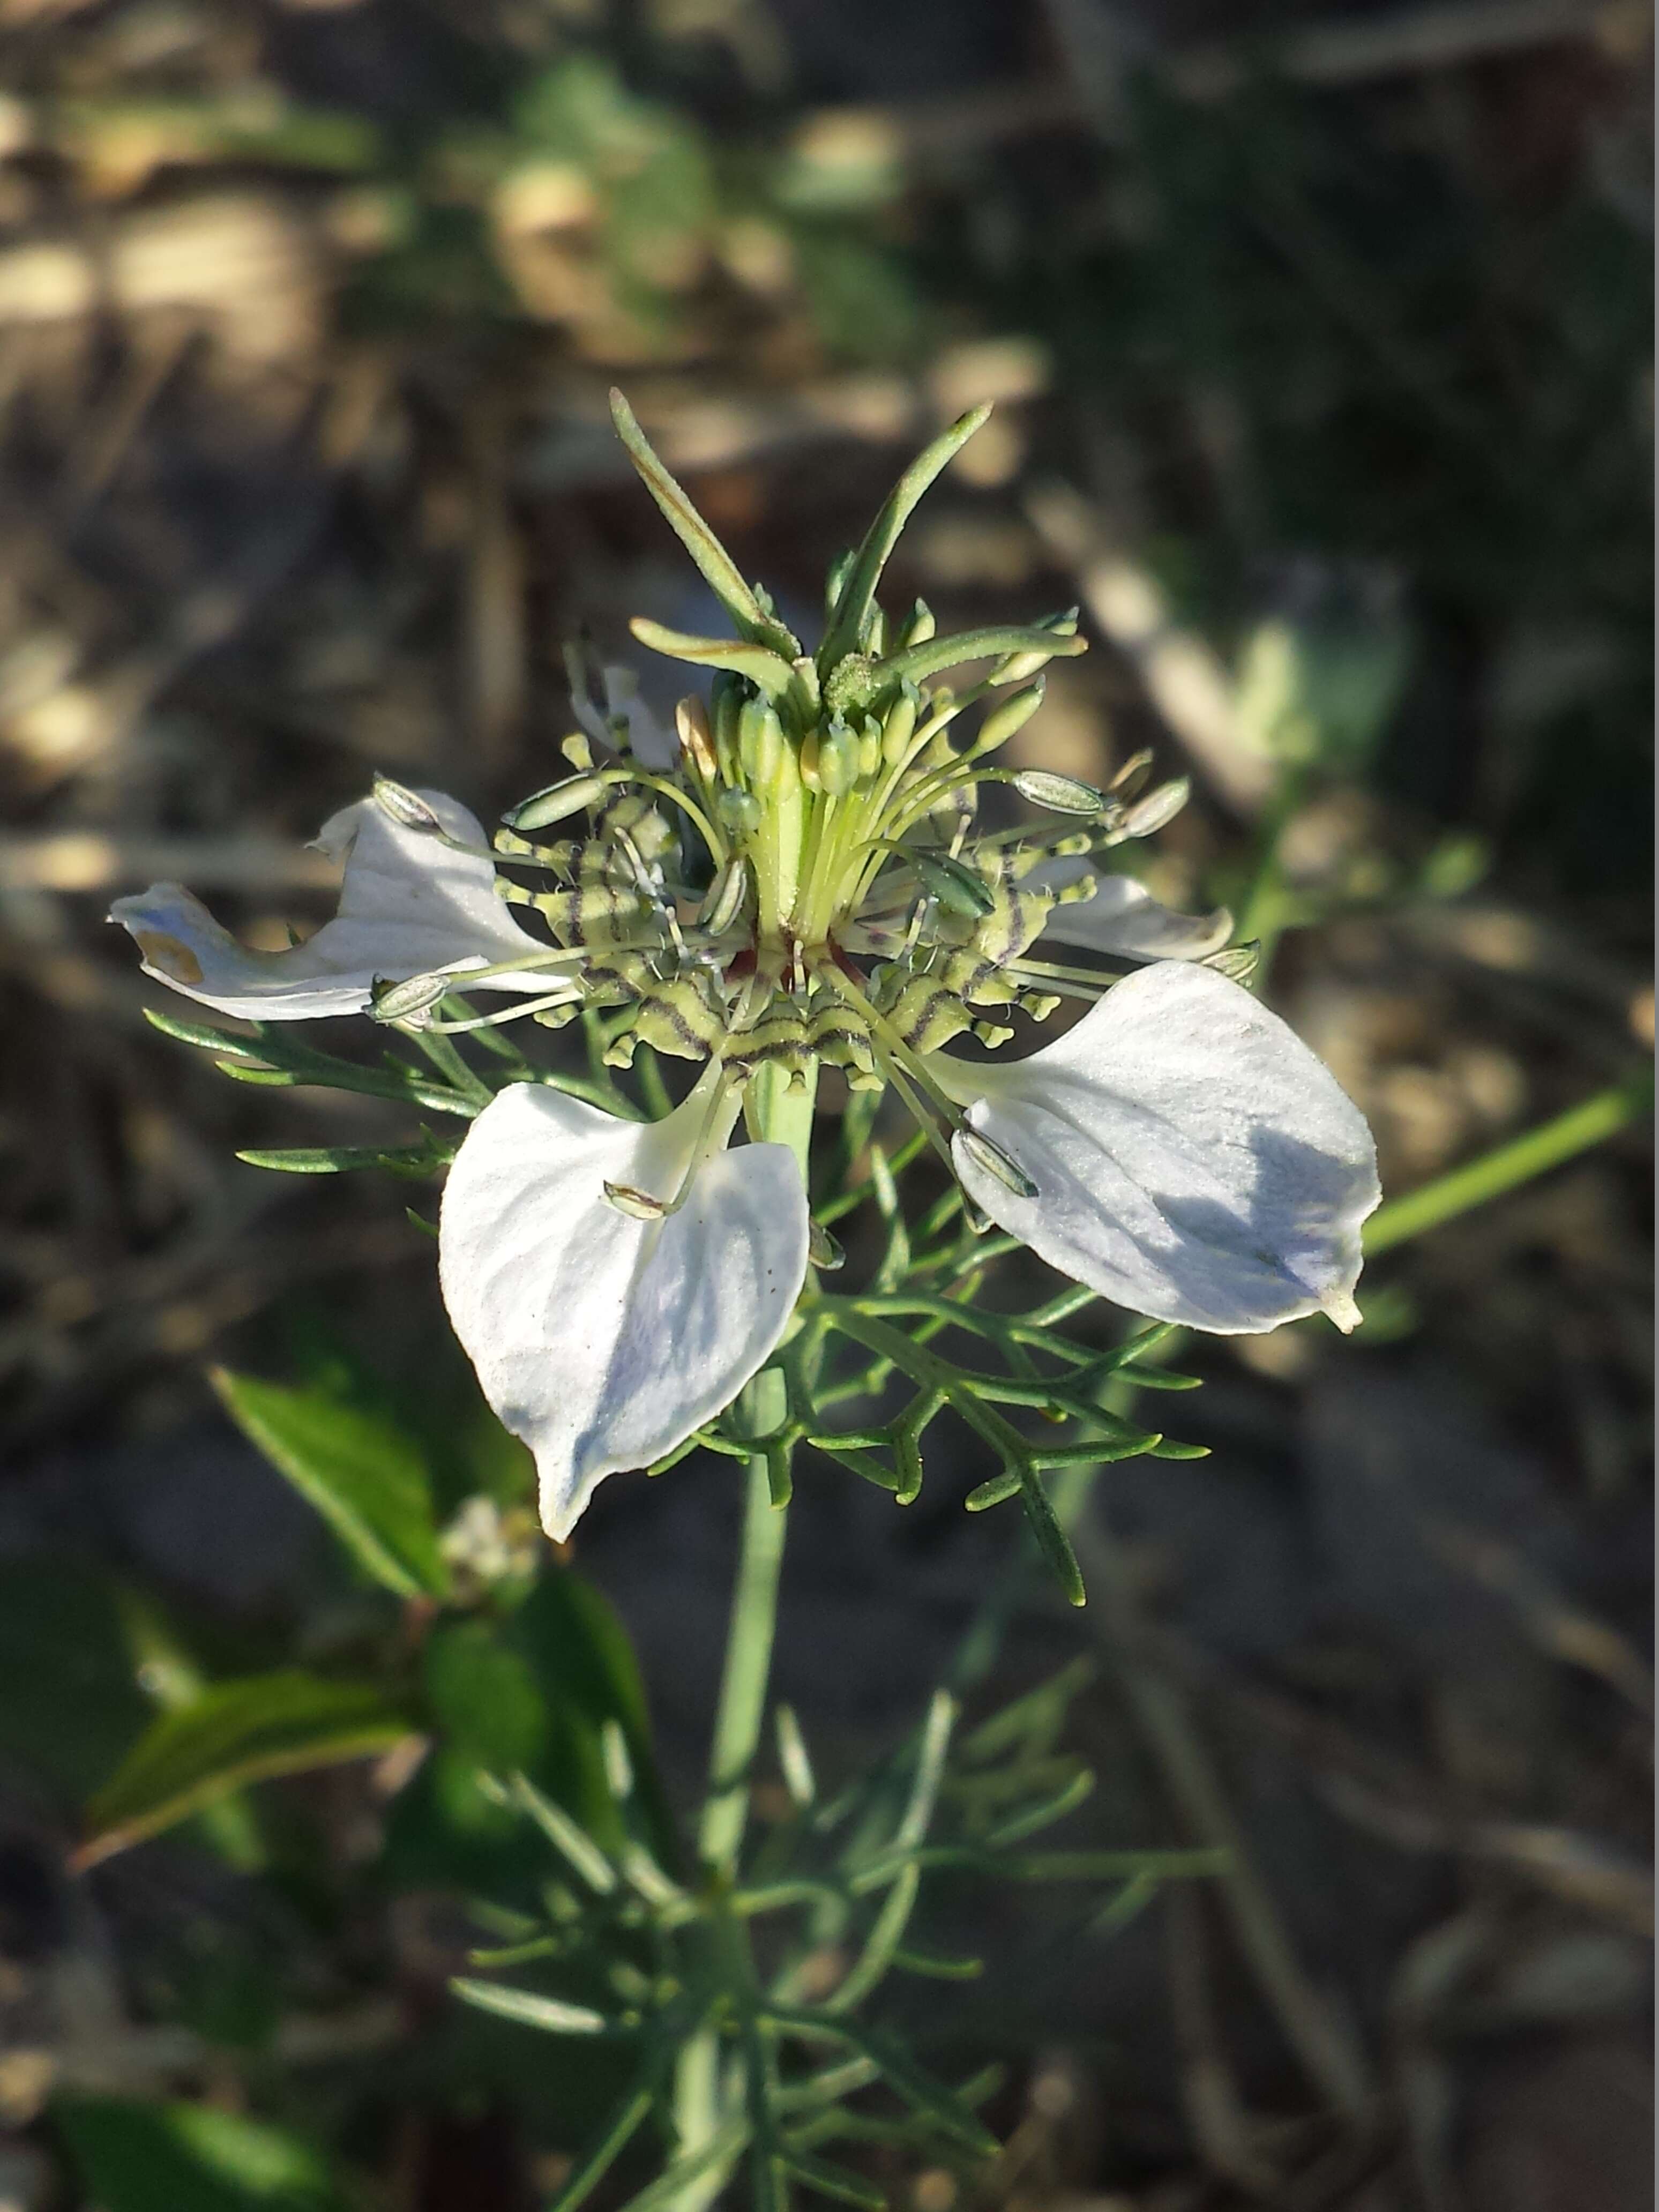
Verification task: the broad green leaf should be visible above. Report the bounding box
[212,1369,449,1598]
[56,2095,340,2212]
[79,1671,414,1867]
[423,1620,548,1771]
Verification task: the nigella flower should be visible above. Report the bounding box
[113,393,1377,1539]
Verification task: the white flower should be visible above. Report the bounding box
[940,960,1378,1333]
[437,1077,808,1538]
[110,399,1386,1541]
[109,790,550,1021]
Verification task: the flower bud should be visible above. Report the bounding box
[738,697,784,788]
[880,682,918,766]
[972,679,1044,757]
[895,597,935,649]
[857,718,883,781]
[817,721,860,798]
[1115,776,1190,840]
[716,787,762,839]
[506,774,608,831]
[994,608,1078,686]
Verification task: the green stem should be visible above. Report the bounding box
[672,1060,817,2202]
[1234,769,1306,985]
[698,1425,791,1874]
[1364,1070,1651,1254]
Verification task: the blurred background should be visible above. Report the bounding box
[0,0,1651,2207]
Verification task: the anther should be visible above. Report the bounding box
[372,776,447,834]
[957,1124,1038,1200]
[370,970,452,1023]
[697,857,749,936]
[505,774,609,832]
[1011,768,1105,816]
[675,696,718,781]
[603,1182,667,1220]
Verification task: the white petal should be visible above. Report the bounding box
[945,962,1379,1333]
[1030,860,1233,962]
[438,1083,809,1539]
[110,791,545,1020]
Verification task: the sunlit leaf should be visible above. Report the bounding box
[78,1672,414,1868]
[211,1369,449,1599]
[55,2094,341,2212]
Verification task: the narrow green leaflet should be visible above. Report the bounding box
[878,624,1089,692]
[79,1671,414,1868]
[818,405,991,671]
[55,2096,342,2212]
[628,617,797,699]
[609,389,797,655]
[449,1977,610,2035]
[212,1369,449,1599]
[234,1134,453,1177]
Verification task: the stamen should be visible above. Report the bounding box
[600,1065,738,1221]
[811,960,984,1150]
[423,985,586,1033]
